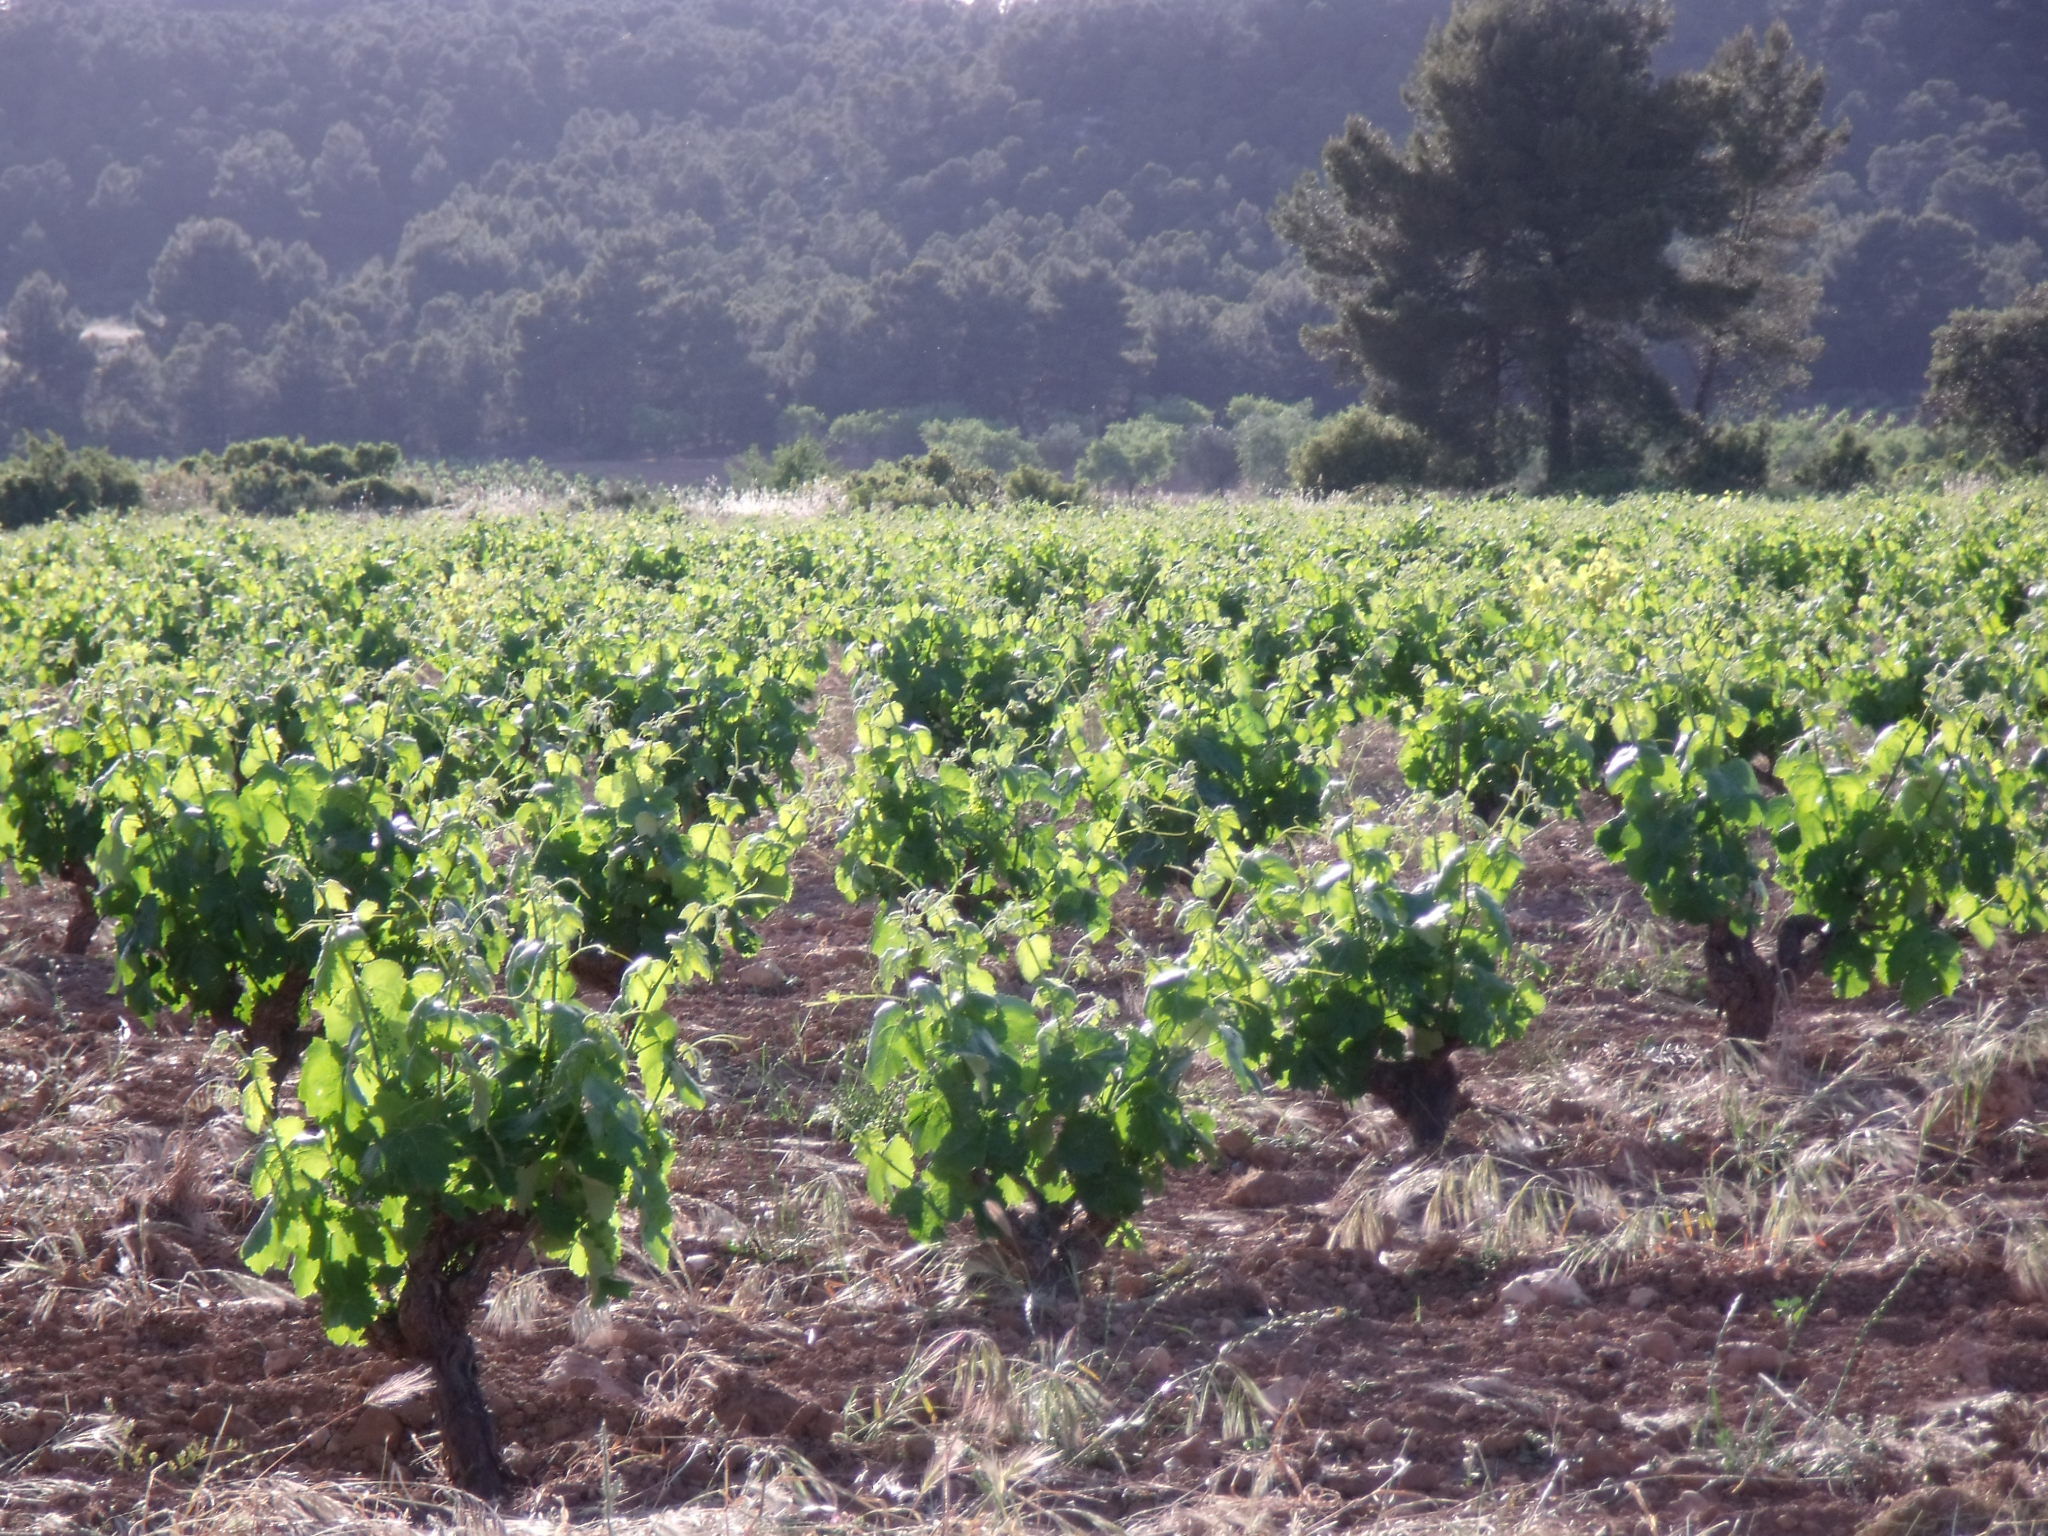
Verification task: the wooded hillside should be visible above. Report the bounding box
[0,0,2039,457]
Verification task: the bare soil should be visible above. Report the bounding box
[6,802,2048,1535]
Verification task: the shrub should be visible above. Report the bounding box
[766,438,830,490]
[1176,424,1241,491]
[1032,419,1091,474]
[1925,284,2048,466]
[1793,427,1876,492]
[1290,407,1433,492]
[827,408,926,465]
[0,433,144,529]
[776,403,829,445]
[728,438,830,491]
[844,451,996,511]
[1772,409,1938,484]
[333,475,430,511]
[1666,421,1772,493]
[1228,396,1318,488]
[181,438,424,515]
[920,417,1041,476]
[1077,416,1182,490]
[1003,463,1083,505]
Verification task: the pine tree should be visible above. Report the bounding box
[1679,23,1847,418]
[1277,0,1837,481]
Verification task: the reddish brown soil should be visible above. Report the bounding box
[5,807,2048,1534]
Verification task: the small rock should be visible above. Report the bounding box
[1630,1328,1680,1365]
[1164,1433,1216,1471]
[1627,1285,1660,1310]
[1500,1268,1588,1309]
[545,1349,641,1407]
[1852,1487,1999,1536]
[1222,1169,1329,1209]
[1718,1341,1786,1377]
[1215,1128,1255,1160]
[261,1346,305,1378]
[1260,1374,1309,1416]
[1671,1490,1719,1523]
[1386,1459,1446,1492]
[1571,1437,1645,1481]
[1114,1270,1151,1301]
[1360,1415,1400,1446]
[1132,1346,1175,1383]
[341,1406,404,1456]
[365,1366,438,1430]
[1933,1337,1992,1390]
[0,1413,44,1453]
[782,1399,841,1442]
[705,1365,835,1439]
[735,960,790,992]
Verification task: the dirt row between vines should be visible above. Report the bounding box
[7,797,2048,1535]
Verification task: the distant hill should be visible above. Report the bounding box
[0,0,2038,456]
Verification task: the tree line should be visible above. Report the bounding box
[0,0,2041,465]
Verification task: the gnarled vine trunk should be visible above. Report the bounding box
[242,969,312,1071]
[58,864,98,956]
[1364,1052,1466,1151]
[1704,916,1831,1043]
[367,1209,532,1500]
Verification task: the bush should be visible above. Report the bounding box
[1032,419,1091,474]
[827,408,926,466]
[728,437,831,491]
[766,438,830,489]
[181,437,424,515]
[844,451,996,511]
[1290,407,1433,492]
[1666,421,1772,493]
[0,433,144,529]
[1925,284,2048,466]
[1772,409,1938,485]
[1176,424,1241,491]
[1793,428,1876,492]
[1228,396,1317,488]
[1003,463,1083,505]
[333,475,430,511]
[920,417,1041,476]
[1077,416,1182,490]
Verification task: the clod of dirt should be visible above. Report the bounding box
[1500,1268,1587,1309]
[1934,1336,1994,1390]
[542,1348,640,1407]
[704,1365,838,1440]
[1214,1128,1254,1160]
[1569,1436,1646,1481]
[1132,1346,1175,1382]
[341,1406,406,1457]
[1852,1487,1999,1536]
[733,960,792,992]
[1717,1341,1786,1377]
[1385,1458,1447,1492]
[1628,1327,1680,1364]
[1221,1169,1329,1209]
[365,1365,439,1430]
[1671,1490,1720,1523]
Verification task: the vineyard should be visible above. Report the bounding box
[5,486,2048,1534]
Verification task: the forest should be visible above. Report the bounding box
[0,0,2042,463]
